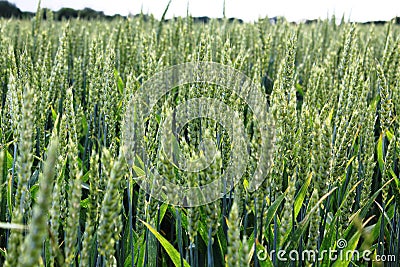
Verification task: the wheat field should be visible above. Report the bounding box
[0,7,399,267]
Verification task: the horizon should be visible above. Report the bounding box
[8,0,400,23]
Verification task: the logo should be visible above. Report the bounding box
[123,62,275,207]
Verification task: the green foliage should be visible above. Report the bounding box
[0,10,399,267]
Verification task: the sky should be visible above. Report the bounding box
[9,0,400,22]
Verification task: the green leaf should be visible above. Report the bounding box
[147,229,158,266]
[331,232,361,267]
[0,248,6,257]
[123,254,132,267]
[243,178,249,191]
[264,194,285,229]
[319,215,337,266]
[295,83,304,96]
[114,69,125,95]
[155,113,161,124]
[132,166,145,177]
[256,243,274,267]
[81,171,90,183]
[159,203,168,223]
[134,234,146,267]
[135,154,145,170]
[172,205,209,244]
[81,114,88,136]
[217,226,228,262]
[287,187,337,251]
[51,106,59,123]
[294,172,312,217]
[281,173,312,244]
[30,184,39,203]
[385,130,394,141]
[141,220,190,267]
[80,198,90,209]
[6,149,13,171]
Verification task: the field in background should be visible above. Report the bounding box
[0,8,400,267]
